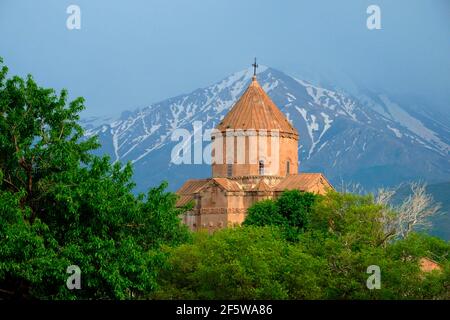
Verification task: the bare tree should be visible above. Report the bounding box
[338,179,365,195]
[375,186,398,244]
[375,182,441,241]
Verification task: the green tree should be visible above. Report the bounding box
[244,190,319,240]
[238,191,450,299]
[300,192,450,299]
[0,58,190,299]
[243,199,286,227]
[277,190,317,227]
[152,226,326,300]
[308,191,386,248]
[154,217,449,299]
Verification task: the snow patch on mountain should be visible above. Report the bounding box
[379,95,448,155]
[387,125,402,138]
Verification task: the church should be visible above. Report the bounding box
[176,61,333,231]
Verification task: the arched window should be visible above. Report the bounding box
[259,160,264,175]
[227,164,232,177]
[286,161,290,175]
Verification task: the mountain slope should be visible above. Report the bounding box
[83,67,450,193]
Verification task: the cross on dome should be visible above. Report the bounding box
[252,57,258,79]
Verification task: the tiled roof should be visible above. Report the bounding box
[176,179,209,207]
[177,179,210,195]
[274,173,332,192]
[419,257,442,272]
[212,178,243,192]
[216,77,298,136]
[252,180,272,191]
[176,195,196,207]
[176,178,243,196]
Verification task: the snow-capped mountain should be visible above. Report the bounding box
[83,67,450,192]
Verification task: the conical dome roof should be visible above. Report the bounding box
[216,77,298,137]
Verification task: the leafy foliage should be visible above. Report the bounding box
[156,192,449,299]
[152,227,326,299]
[309,191,387,248]
[244,190,318,240]
[277,190,317,227]
[244,200,286,227]
[0,58,190,299]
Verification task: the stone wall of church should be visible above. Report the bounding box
[211,131,298,178]
[183,188,277,231]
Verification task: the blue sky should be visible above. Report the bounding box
[1,0,449,118]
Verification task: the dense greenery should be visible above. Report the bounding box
[1,59,448,300]
[152,227,326,299]
[244,190,318,240]
[155,192,449,299]
[0,59,190,299]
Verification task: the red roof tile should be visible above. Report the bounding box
[176,195,196,207]
[177,179,210,195]
[212,178,243,192]
[216,77,298,136]
[274,173,332,192]
[252,180,272,191]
